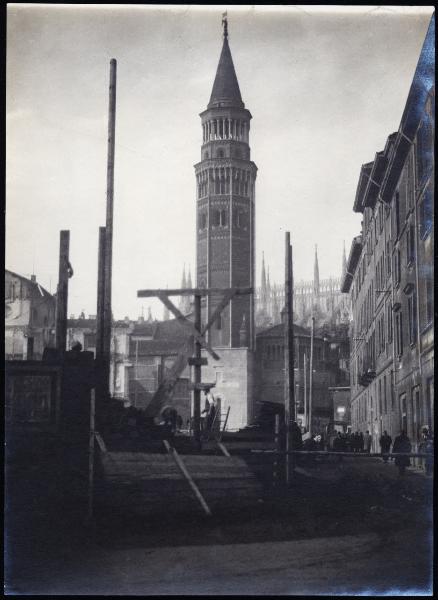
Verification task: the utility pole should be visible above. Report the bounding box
[309,315,315,437]
[284,232,294,485]
[55,230,70,353]
[102,58,117,397]
[193,294,202,450]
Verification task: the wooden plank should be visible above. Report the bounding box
[95,432,107,453]
[137,287,253,298]
[217,442,231,457]
[163,440,212,516]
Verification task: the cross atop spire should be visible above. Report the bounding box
[222,11,228,40]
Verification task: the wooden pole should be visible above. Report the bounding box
[303,352,307,431]
[273,413,280,486]
[96,226,106,360]
[55,230,70,352]
[309,315,315,437]
[284,232,294,485]
[87,389,95,522]
[102,59,117,396]
[193,294,202,450]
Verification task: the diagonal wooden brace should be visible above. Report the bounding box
[201,288,236,336]
[157,292,220,360]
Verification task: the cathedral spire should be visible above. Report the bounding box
[208,15,244,109]
[313,244,320,302]
[261,252,267,313]
[342,240,347,276]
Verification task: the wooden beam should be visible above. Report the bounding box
[137,287,252,298]
[157,292,220,360]
[163,440,212,516]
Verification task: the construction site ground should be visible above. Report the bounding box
[5,428,433,595]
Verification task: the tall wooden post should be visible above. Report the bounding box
[96,226,106,360]
[193,294,202,450]
[309,315,315,437]
[55,230,70,352]
[95,226,107,406]
[303,351,307,431]
[102,59,117,396]
[284,232,294,485]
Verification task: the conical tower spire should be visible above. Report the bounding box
[208,15,244,109]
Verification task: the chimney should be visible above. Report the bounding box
[124,316,130,324]
[30,275,36,283]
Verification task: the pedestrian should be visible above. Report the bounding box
[364,430,372,453]
[202,390,216,434]
[345,431,352,453]
[419,427,434,477]
[379,430,392,463]
[333,432,343,462]
[176,414,183,432]
[392,430,412,476]
[359,431,364,453]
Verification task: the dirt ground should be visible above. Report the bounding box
[5,434,434,595]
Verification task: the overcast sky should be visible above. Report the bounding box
[6,4,433,320]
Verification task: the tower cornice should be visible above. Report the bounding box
[194,158,258,173]
[200,107,252,120]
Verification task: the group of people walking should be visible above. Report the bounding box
[380,428,434,476]
[333,430,373,453]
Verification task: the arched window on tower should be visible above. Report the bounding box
[220,209,228,227]
[217,148,224,158]
[204,151,209,160]
[199,212,207,231]
[212,209,221,227]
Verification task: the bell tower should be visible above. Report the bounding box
[195,15,257,349]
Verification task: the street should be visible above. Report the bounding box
[5,454,433,595]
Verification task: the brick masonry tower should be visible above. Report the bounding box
[195,16,257,350]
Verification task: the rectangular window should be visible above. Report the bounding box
[393,250,401,286]
[395,310,403,357]
[407,291,417,346]
[394,192,400,238]
[387,302,393,343]
[419,188,433,239]
[406,224,415,266]
[425,278,433,326]
[400,392,407,432]
[386,241,391,277]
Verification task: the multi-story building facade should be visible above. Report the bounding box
[5,270,56,360]
[342,15,434,454]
